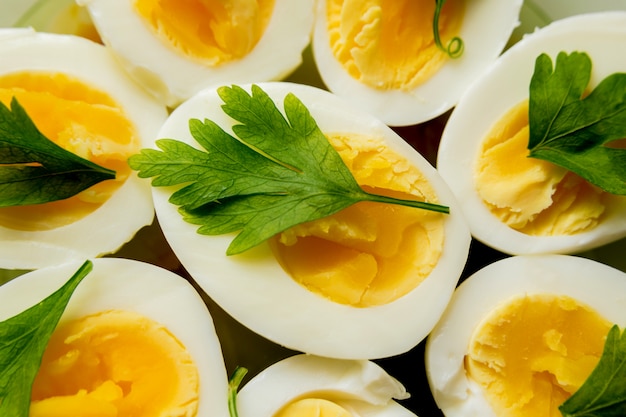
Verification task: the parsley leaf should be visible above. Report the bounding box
[0,260,92,417]
[528,51,626,195]
[0,97,116,207]
[559,325,626,417]
[129,84,449,255]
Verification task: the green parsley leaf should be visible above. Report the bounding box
[228,367,248,417]
[0,97,116,207]
[129,84,449,255]
[0,260,92,417]
[559,325,626,417]
[528,51,626,195]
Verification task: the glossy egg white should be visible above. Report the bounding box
[437,12,626,255]
[151,81,471,359]
[237,354,415,416]
[77,0,315,107]
[0,29,168,270]
[425,254,626,417]
[0,257,229,417]
[311,0,523,126]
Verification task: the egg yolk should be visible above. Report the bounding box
[275,398,353,417]
[475,100,610,236]
[465,294,611,417]
[0,71,139,231]
[270,134,445,307]
[30,310,199,417]
[134,0,275,65]
[326,0,464,91]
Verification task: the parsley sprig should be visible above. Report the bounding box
[528,51,626,195]
[129,84,449,255]
[0,97,116,207]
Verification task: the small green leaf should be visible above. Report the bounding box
[129,84,449,255]
[559,325,626,417]
[0,260,92,417]
[0,97,116,207]
[528,51,626,194]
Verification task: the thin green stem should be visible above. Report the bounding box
[433,0,464,59]
[362,191,450,214]
[228,367,248,417]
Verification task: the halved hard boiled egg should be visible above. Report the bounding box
[425,254,626,417]
[236,354,415,416]
[0,257,229,417]
[0,28,168,270]
[148,81,471,359]
[77,0,316,107]
[312,0,523,126]
[437,11,626,255]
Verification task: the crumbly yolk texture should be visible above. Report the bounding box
[30,310,199,417]
[465,294,611,417]
[326,0,464,91]
[0,71,139,231]
[270,134,445,307]
[134,0,275,65]
[275,398,354,417]
[475,100,609,235]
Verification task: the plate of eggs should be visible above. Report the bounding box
[1,1,626,417]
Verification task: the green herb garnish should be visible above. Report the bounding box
[129,84,449,255]
[434,0,464,58]
[0,260,92,417]
[528,51,626,195]
[228,367,248,417]
[559,325,626,417]
[0,97,116,207]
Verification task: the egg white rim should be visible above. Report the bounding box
[437,11,626,256]
[0,257,229,417]
[151,81,471,359]
[425,254,626,417]
[78,0,316,107]
[0,29,168,270]
[312,0,523,126]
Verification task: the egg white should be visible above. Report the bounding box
[77,0,316,107]
[425,254,626,417]
[436,11,626,256]
[0,28,168,270]
[311,0,523,126]
[237,354,416,417]
[0,257,229,417]
[151,81,471,359]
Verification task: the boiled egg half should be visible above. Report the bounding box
[148,81,471,359]
[437,11,626,255]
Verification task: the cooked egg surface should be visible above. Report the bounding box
[437,11,626,255]
[270,133,445,307]
[312,0,522,126]
[152,81,470,359]
[236,354,416,417]
[0,258,229,417]
[0,29,168,270]
[77,0,315,107]
[425,254,626,417]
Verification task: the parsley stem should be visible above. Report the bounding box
[227,366,248,417]
[362,191,450,214]
[433,0,464,58]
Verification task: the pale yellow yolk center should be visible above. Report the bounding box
[30,310,200,417]
[134,0,275,65]
[275,398,354,417]
[326,0,464,91]
[475,100,610,236]
[465,294,611,417]
[270,134,445,307]
[0,71,139,231]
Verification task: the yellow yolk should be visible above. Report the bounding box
[270,134,445,307]
[0,71,139,231]
[134,0,275,65]
[275,398,353,417]
[30,310,199,417]
[465,294,611,417]
[326,0,464,91]
[475,100,609,235]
